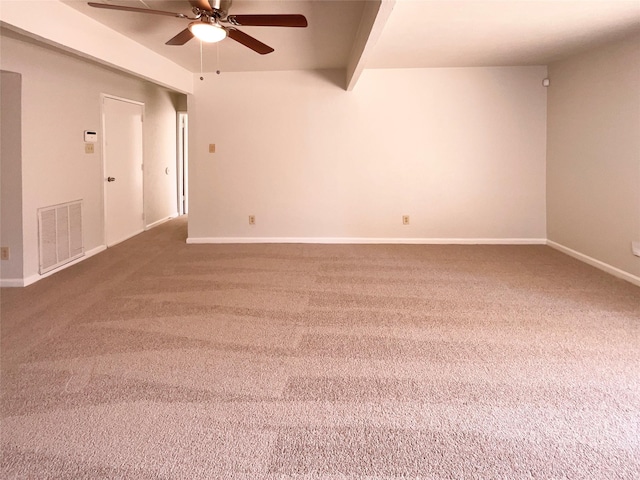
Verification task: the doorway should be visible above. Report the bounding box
[177,112,188,215]
[102,95,144,247]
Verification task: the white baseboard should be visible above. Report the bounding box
[106,229,144,248]
[146,213,178,231]
[19,245,107,288]
[547,240,640,287]
[187,237,548,245]
[0,278,26,288]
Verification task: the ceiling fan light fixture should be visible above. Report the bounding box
[189,21,227,43]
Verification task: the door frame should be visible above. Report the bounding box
[101,93,145,247]
[176,111,188,215]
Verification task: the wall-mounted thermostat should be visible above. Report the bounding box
[84,130,97,143]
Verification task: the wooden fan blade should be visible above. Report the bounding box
[227,28,274,55]
[227,14,308,27]
[189,0,213,12]
[166,28,195,46]
[88,2,187,18]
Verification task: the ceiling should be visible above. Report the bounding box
[369,0,640,68]
[62,0,367,72]
[61,0,640,73]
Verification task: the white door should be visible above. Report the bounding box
[103,96,144,247]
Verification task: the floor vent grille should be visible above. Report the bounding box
[38,200,84,274]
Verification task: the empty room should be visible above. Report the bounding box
[1,0,639,478]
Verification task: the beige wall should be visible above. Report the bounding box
[0,32,183,284]
[547,33,640,278]
[1,71,24,282]
[188,67,547,242]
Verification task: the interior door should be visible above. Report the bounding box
[103,96,144,247]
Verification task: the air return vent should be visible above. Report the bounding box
[38,200,84,274]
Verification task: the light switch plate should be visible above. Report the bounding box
[84,130,97,143]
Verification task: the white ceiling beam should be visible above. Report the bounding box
[0,0,194,94]
[345,0,396,91]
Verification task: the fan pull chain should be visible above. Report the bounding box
[199,40,204,80]
[216,42,221,75]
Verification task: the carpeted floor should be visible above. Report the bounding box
[1,216,639,479]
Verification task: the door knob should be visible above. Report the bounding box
[107,177,116,182]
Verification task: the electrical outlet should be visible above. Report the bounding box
[249,215,255,225]
[402,215,410,225]
[1,247,9,260]
[85,143,94,154]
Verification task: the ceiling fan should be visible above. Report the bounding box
[88,0,308,54]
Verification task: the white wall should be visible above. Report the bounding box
[1,71,24,282]
[188,67,547,242]
[0,32,184,285]
[547,33,640,279]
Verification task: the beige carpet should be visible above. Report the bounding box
[2,216,639,479]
